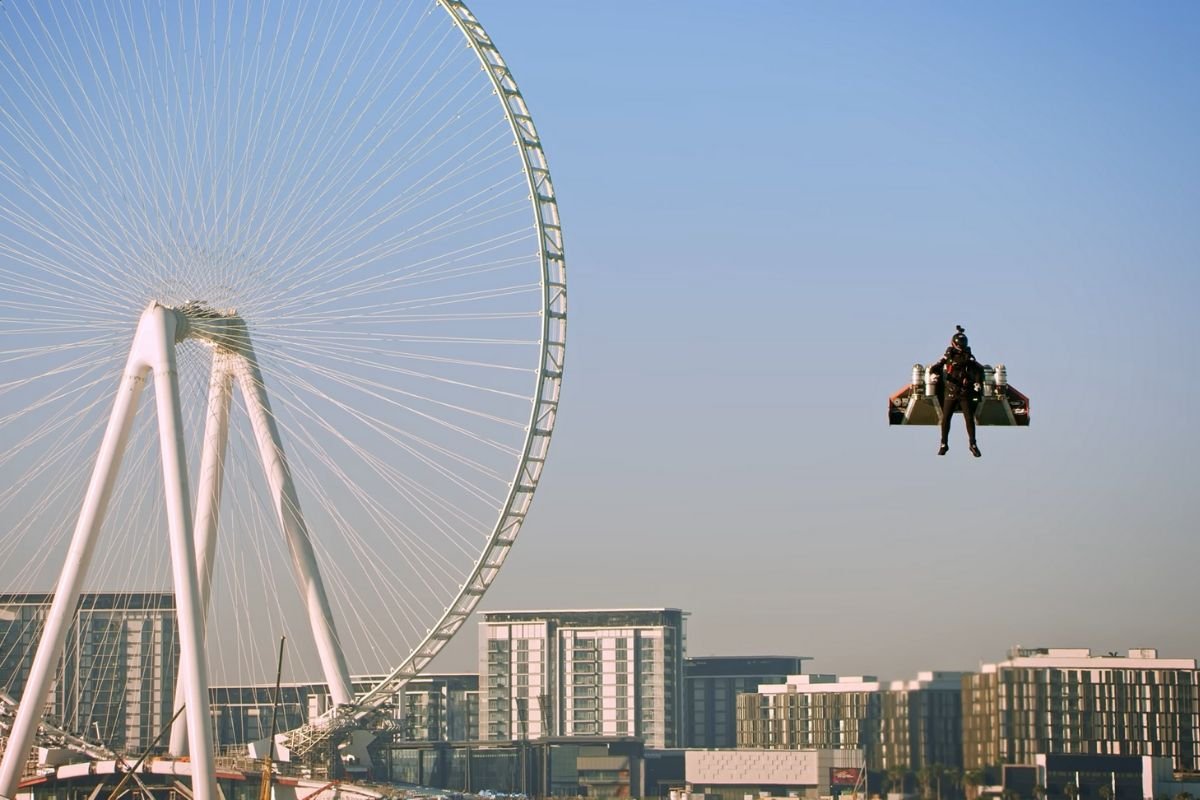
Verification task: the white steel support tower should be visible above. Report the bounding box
[0,302,354,800]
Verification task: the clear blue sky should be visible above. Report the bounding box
[435,1,1200,679]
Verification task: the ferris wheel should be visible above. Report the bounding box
[0,2,565,798]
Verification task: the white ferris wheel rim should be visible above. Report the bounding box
[354,0,567,710]
[0,0,566,750]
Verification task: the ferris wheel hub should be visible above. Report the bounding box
[150,301,247,351]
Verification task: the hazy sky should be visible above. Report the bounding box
[427,1,1200,680]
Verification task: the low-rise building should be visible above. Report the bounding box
[963,647,1200,772]
[685,656,809,748]
[683,747,865,800]
[384,736,657,796]
[737,674,884,767]
[212,673,479,750]
[737,670,966,775]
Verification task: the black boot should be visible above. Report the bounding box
[969,442,981,458]
[938,443,949,456]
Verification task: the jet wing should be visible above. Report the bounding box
[888,364,1030,426]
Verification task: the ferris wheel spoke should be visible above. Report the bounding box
[12,9,162,268]
[232,14,457,262]
[0,40,160,292]
[265,320,536,395]
[267,351,527,462]
[262,364,512,511]
[260,154,525,308]
[283,235,535,314]
[296,426,495,563]
[261,97,508,277]
[243,358,501,554]
[220,395,457,659]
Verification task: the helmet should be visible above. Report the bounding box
[950,325,968,350]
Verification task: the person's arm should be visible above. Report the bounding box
[969,358,984,392]
[928,353,948,377]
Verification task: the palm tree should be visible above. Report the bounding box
[945,766,963,800]
[887,766,909,797]
[918,767,937,800]
[963,769,985,800]
[1098,785,1113,800]
[930,765,948,800]
[1033,785,1047,800]
[1173,793,1193,800]
[1064,782,1080,800]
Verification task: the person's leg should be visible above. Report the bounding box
[938,391,955,455]
[961,396,981,457]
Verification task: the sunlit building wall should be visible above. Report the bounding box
[737,670,965,773]
[737,674,885,769]
[480,609,686,748]
[963,647,1200,772]
[881,671,965,771]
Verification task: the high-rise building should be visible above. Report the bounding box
[685,656,809,748]
[0,592,178,754]
[962,647,1200,773]
[480,609,686,748]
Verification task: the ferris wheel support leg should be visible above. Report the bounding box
[169,354,234,757]
[233,350,354,706]
[144,305,218,800]
[0,349,147,800]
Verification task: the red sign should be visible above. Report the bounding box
[830,767,863,787]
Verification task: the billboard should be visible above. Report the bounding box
[830,767,863,787]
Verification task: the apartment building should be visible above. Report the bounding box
[962,647,1200,772]
[480,609,686,748]
[0,592,177,753]
[685,656,809,748]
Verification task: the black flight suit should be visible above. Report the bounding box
[929,346,983,449]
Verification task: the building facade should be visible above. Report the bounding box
[210,682,315,750]
[211,673,479,750]
[396,673,479,743]
[0,592,178,754]
[737,674,884,768]
[738,671,966,774]
[684,656,809,748]
[962,647,1200,773]
[880,671,965,771]
[683,747,865,800]
[480,609,686,748]
[385,737,655,796]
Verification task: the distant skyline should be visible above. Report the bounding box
[427,1,1200,681]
